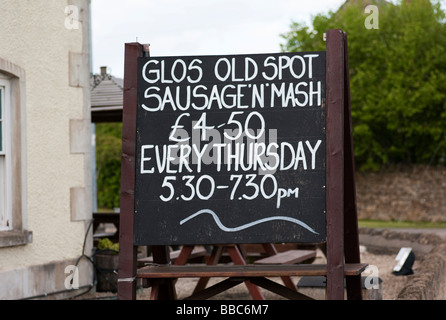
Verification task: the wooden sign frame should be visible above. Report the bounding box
[117,29,364,300]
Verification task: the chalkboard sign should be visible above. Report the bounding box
[134,52,326,245]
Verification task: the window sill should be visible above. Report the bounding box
[0,230,33,248]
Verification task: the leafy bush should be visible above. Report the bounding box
[281,0,446,170]
[95,122,122,209]
[97,238,119,253]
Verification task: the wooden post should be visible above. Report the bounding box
[118,42,174,300]
[117,43,143,300]
[342,32,363,300]
[150,246,177,299]
[117,43,142,300]
[325,29,345,300]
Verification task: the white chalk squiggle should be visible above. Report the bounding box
[179,209,319,234]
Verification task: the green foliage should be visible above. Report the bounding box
[281,0,446,170]
[97,238,119,253]
[95,122,122,209]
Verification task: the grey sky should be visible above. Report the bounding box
[91,0,346,78]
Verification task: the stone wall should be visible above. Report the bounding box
[356,165,446,222]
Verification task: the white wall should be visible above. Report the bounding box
[0,0,93,299]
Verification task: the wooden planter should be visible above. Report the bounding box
[95,251,119,292]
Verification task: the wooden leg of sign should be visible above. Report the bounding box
[248,278,312,300]
[261,243,277,256]
[118,42,144,300]
[227,245,265,300]
[174,245,195,265]
[186,278,245,300]
[325,29,346,300]
[193,245,224,294]
[261,243,297,292]
[342,32,363,300]
[193,245,259,297]
[150,279,177,300]
[151,245,177,300]
[325,29,363,300]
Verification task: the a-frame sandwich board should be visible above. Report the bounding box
[117,29,363,300]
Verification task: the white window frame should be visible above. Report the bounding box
[0,60,31,247]
[0,78,12,231]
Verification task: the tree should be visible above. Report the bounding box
[281,0,446,170]
[95,122,122,209]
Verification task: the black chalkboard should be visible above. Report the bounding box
[134,52,326,245]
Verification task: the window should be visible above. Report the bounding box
[0,60,31,247]
[0,79,11,231]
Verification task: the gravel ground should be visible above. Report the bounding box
[73,246,413,300]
